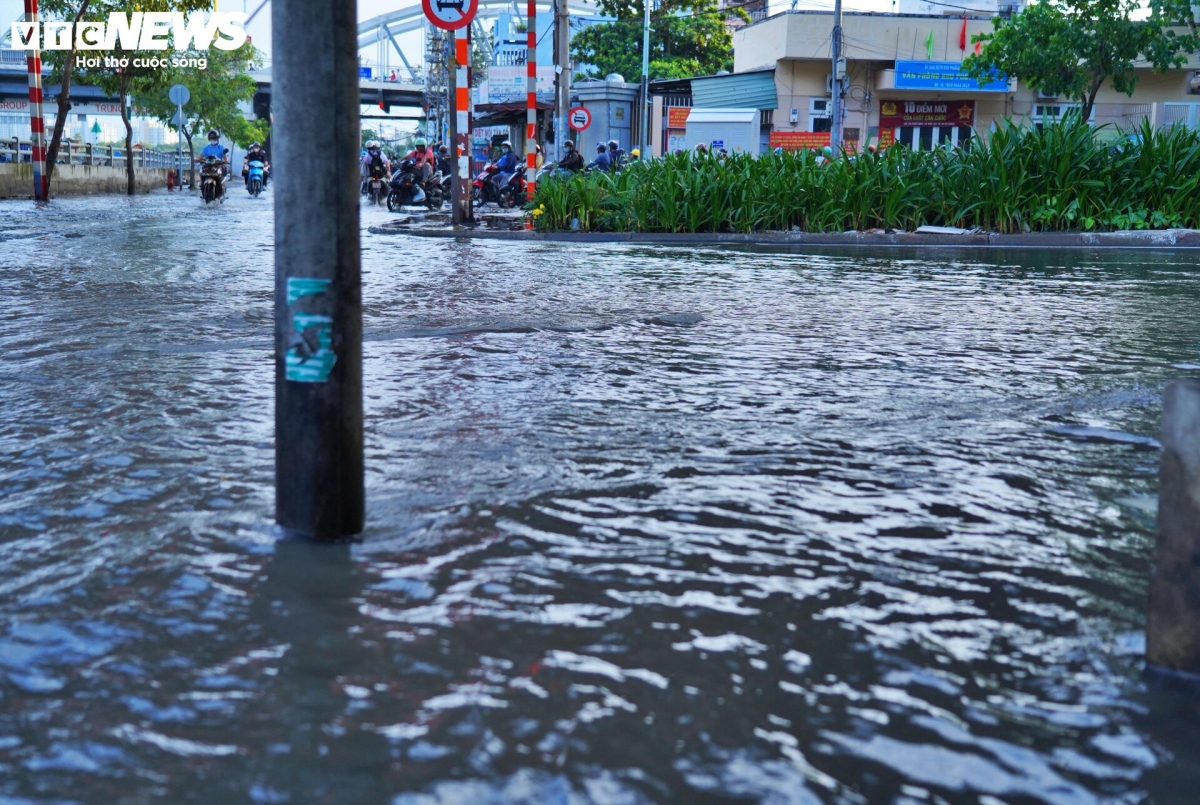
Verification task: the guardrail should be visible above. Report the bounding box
[0,137,176,169]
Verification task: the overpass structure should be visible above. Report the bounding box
[357,0,602,82]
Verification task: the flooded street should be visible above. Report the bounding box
[2,189,1199,803]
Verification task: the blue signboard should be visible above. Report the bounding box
[894,61,1007,92]
[359,66,373,80]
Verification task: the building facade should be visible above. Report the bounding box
[728,8,1200,150]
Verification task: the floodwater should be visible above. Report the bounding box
[1,190,1199,804]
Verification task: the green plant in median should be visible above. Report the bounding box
[530,120,1200,235]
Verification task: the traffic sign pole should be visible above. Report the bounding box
[168,84,190,192]
[525,0,537,200]
[452,27,473,225]
[423,0,478,226]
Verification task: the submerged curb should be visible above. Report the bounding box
[368,224,1200,249]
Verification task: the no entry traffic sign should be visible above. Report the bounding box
[568,106,591,132]
[422,0,478,31]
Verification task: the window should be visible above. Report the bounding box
[809,97,831,133]
[1033,103,1095,130]
[1163,103,1200,129]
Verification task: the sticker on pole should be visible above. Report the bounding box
[422,0,478,30]
[568,107,591,132]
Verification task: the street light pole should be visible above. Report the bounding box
[640,0,651,154]
[554,0,570,161]
[830,0,844,152]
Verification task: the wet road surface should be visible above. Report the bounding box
[1,189,1199,803]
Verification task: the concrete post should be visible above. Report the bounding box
[272,0,364,539]
[1147,380,1200,675]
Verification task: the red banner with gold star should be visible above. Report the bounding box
[879,99,976,128]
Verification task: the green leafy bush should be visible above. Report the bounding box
[530,120,1200,234]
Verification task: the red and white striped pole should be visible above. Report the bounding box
[525,0,537,200]
[454,26,473,223]
[23,0,48,200]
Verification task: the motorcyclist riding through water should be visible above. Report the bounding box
[493,140,518,192]
[435,144,452,178]
[405,138,434,181]
[559,140,583,173]
[606,139,624,171]
[361,141,392,197]
[587,142,610,172]
[197,130,229,178]
[242,142,269,188]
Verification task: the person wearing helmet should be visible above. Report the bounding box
[361,140,393,197]
[435,144,452,178]
[559,140,583,172]
[629,148,641,163]
[197,130,229,179]
[587,142,611,172]
[404,137,434,183]
[606,139,624,171]
[694,142,708,157]
[242,141,270,188]
[493,140,518,192]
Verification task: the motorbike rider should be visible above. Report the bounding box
[242,142,269,188]
[493,140,518,193]
[361,140,391,195]
[586,142,610,172]
[559,140,583,172]
[196,130,229,180]
[435,144,452,178]
[606,139,624,171]
[404,137,435,183]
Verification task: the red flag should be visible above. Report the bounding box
[974,40,982,56]
[959,15,968,51]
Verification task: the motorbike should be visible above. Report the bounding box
[363,163,388,206]
[472,164,526,208]
[199,156,225,204]
[386,159,444,211]
[246,159,265,197]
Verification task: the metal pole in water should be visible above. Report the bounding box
[1147,380,1200,677]
[22,0,47,200]
[272,0,364,539]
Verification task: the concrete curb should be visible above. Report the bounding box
[368,224,1200,249]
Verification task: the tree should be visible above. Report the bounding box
[134,41,264,188]
[471,28,493,87]
[965,0,1199,123]
[570,0,748,81]
[40,0,211,197]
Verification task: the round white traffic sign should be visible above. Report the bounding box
[168,84,190,106]
[422,0,478,31]
[568,106,591,132]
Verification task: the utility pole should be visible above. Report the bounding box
[641,0,651,154]
[554,0,570,160]
[829,0,844,152]
[272,0,364,539]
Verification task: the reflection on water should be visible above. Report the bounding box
[1,192,1199,802]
